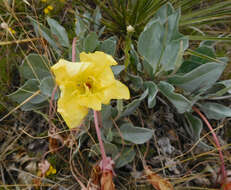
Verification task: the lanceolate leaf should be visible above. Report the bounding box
[115,148,136,168]
[84,32,99,53]
[40,76,59,100]
[158,81,191,113]
[75,10,88,37]
[153,3,175,24]
[168,62,226,93]
[47,17,70,48]
[128,73,143,91]
[20,54,51,80]
[144,81,158,108]
[138,4,188,74]
[28,16,60,53]
[97,36,117,56]
[218,80,231,94]
[90,142,119,158]
[185,113,202,140]
[138,20,163,72]
[120,99,141,117]
[120,123,153,144]
[120,90,148,117]
[8,79,47,111]
[200,102,231,120]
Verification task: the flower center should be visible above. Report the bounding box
[85,82,92,89]
[76,77,95,95]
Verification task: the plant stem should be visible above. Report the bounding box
[93,110,107,169]
[72,37,77,62]
[192,106,226,183]
[71,37,107,170]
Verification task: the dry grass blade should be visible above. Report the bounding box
[144,167,174,190]
[0,38,40,46]
[0,90,40,122]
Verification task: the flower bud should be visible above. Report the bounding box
[126,25,134,33]
[1,22,8,29]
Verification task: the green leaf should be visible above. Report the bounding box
[159,40,183,72]
[218,80,231,94]
[138,20,163,72]
[143,59,154,78]
[97,36,117,56]
[153,3,175,24]
[203,80,231,97]
[115,148,136,168]
[179,45,216,74]
[117,99,123,115]
[93,6,102,31]
[138,6,188,74]
[168,62,226,93]
[120,123,153,144]
[101,105,113,128]
[120,99,140,117]
[200,102,231,120]
[190,46,216,64]
[152,5,183,42]
[28,16,60,53]
[111,65,125,75]
[39,76,59,100]
[75,11,88,37]
[84,32,99,53]
[130,45,142,72]
[120,90,148,117]
[128,73,143,91]
[144,81,158,108]
[89,142,118,158]
[185,113,202,140]
[105,128,114,142]
[19,54,51,80]
[8,79,47,111]
[158,81,191,113]
[47,17,70,48]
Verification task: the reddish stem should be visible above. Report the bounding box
[93,110,107,169]
[72,37,77,62]
[71,37,108,171]
[192,106,226,183]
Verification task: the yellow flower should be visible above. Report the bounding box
[8,27,16,35]
[51,51,130,129]
[44,8,49,14]
[47,5,53,10]
[41,0,47,2]
[44,5,53,14]
[45,165,56,176]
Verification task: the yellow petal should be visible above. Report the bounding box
[58,99,88,128]
[77,94,102,111]
[51,59,91,85]
[96,66,115,87]
[58,84,88,128]
[80,51,117,68]
[101,80,130,104]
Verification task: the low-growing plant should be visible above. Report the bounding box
[5,2,231,188]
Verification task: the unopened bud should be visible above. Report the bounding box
[1,22,8,29]
[126,25,134,33]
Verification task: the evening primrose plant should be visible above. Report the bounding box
[7,3,231,179]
